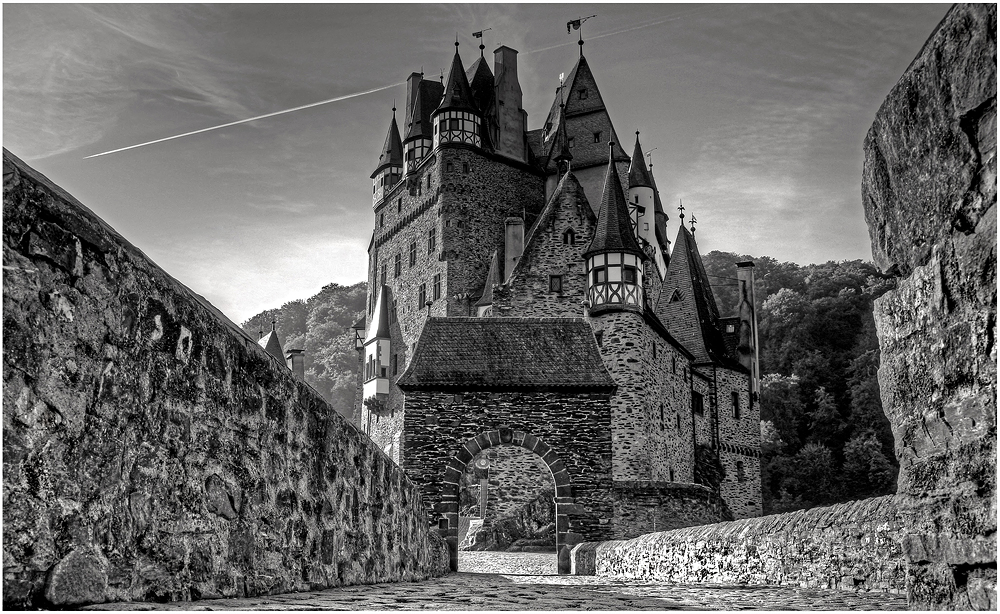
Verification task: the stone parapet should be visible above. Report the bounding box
[570,496,906,593]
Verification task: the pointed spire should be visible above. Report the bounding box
[553,89,573,171]
[628,131,654,188]
[258,315,284,361]
[584,142,646,259]
[371,107,403,177]
[435,40,478,114]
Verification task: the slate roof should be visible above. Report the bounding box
[258,327,284,362]
[404,79,444,143]
[475,250,500,307]
[584,144,646,259]
[364,285,391,343]
[628,133,654,189]
[659,225,736,366]
[371,112,403,178]
[435,46,478,115]
[466,55,494,118]
[396,317,617,392]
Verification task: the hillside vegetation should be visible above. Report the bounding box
[243,254,897,513]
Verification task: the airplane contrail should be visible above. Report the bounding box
[83,81,405,159]
[84,7,718,160]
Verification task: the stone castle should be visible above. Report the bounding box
[353,39,763,564]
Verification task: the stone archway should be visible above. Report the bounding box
[438,428,579,573]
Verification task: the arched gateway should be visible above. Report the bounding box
[440,429,577,571]
[394,317,620,573]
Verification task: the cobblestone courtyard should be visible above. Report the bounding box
[85,553,908,610]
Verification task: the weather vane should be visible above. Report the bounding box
[567,14,597,55]
[677,199,685,220]
[690,214,698,233]
[472,28,492,56]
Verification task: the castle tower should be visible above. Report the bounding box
[371,109,403,205]
[402,73,443,175]
[627,132,667,278]
[433,42,482,149]
[362,284,392,404]
[584,142,647,313]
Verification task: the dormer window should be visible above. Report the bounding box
[434,110,481,148]
[670,288,683,302]
[562,228,576,245]
[579,89,588,100]
[593,131,602,143]
[568,137,575,149]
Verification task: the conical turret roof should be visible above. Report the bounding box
[371,111,403,178]
[258,321,285,362]
[364,285,392,343]
[435,45,478,115]
[628,133,654,188]
[584,143,646,259]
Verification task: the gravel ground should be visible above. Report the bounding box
[85,552,908,611]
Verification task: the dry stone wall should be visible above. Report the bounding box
[572,496,906,593]
[861,4,995,609]
[2,150,449,609]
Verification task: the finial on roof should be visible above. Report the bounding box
[271,316,277,332]
[678,199,685,221]
[392,100,396,117]
[690,214,697,233]
[455,35,460,50]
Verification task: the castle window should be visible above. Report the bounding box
[379,212,385,228]
[675,413,681,430]
[428,228,436,253]
[391,354,398,376]
[622,266,637,284]
[433,274,441,300]
[381,265,386,286]
[394,253,401,278]
[669,468,675,482]
[670,289,683,302]
[562,228,576,245]
[653,343,657,359]
[593,131,602,143]
[449,118,460,131]
[634,195,639,203]
[672,356,676,373]
[427,175,431,188]
[595,331,604,347]
[643,223,649,232]
[418,283,427,308]
[446,162,454,172]
[549,275,563,293]
[692,391,704,415]
[726,323,736,333]
[409,242,417,267]
[736,461,746,483]
[390,300,397,324]
[592,266,607,284]
[568,136,575,149]
[732,391,741,419]
[578,89,588,100]
[462,162,469,173]
[659,404,664,427]
[397,198,402,213]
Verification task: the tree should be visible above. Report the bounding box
[842,433,896,497]
[760,374,805,450]
[783,443,838,504]
[808,386,848,449]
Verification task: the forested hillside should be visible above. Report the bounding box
[241,282,366,420]
[701,251,897,513]
[243,254,897,513]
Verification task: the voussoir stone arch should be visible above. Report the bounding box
[440,428,576,572]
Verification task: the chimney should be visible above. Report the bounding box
[405,72,422,130]
[735,262,760,403]
[504,217,524,282]
[493,46,525,162]
[286,349,305,380]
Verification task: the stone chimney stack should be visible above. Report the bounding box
[504,217,524,281]
[285,349,305,380]
[404,72,422,129]
[735,262,760,403]
[493,46,526,163]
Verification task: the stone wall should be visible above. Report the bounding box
[572,496,906,593]
[611,481,731,538]
[2,150,449,609]
[861,4,996,609]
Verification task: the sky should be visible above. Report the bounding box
[3,3,951,323]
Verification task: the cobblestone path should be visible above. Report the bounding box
[85,553,908,610]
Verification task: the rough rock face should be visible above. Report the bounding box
[861,4,996,610]
[2,150,449,609]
